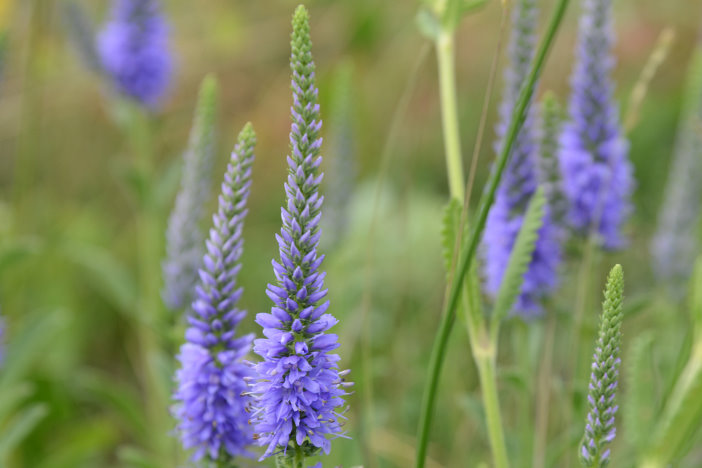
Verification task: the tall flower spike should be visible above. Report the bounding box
[482,0,562,317]
[163,76,218,311]
[253,5,350,462]
[651,47,702,288]
[98,0,172,108]
[173,124,256,463]
[558,0,633,249]
[580,264,624,467]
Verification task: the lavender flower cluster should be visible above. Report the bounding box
[251,6,349,459]
[168,5,349,466]
[482,0,635,316]
[558,0,633,249]
[98,0,172,108]
[173,124,256,462]
[483,0,562,317]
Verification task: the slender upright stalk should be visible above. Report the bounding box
[414,0,571,465]
[476,353,509,468]
[436,30,465,201]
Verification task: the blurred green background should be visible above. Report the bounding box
[1,0,702,466]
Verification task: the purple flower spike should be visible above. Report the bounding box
[252,5,350,462]
[482,0,562,317]
[173,124,257,463]
[98,0,172,108]
[558,0,633,249]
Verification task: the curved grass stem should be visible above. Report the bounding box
[414,0,572,466]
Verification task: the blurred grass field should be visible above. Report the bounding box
[1,0,702,466]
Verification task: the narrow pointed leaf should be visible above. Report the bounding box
[492,188,546,322]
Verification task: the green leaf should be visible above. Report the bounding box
[441,0,464,30]
[462,0,490,15]
[0,404,49,460]
[0,311,61,391]
[0,383,34,423]
[491,188,546,322]
[35,417,119,468]
[74,371,148,440]
[116,445,161,468]
[416,7,441,40]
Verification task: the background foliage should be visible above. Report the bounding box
[1,0,701,466]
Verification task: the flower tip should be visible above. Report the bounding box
[608,264,623,283]
[294,4,309,21]
[238,122,257,145]
[199,73,219,99]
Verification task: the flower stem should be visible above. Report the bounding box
[414,0,571,466]
[436,30,465,201]
[476,351,509,468]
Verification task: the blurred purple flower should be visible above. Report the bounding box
[252,6,350,461]
[172,124,256,463]
[482,0,562,317]
[98,0,172,108]
[558,0,633,249]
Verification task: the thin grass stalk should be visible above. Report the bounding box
[414,0,572,466]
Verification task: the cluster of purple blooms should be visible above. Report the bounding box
[483,0,562,317]
[483,0,634,317]
[251,6,349,459]
[172,124,256,462]
[170,5,349,465]
[98,0,172,108]
[558,0,633,249]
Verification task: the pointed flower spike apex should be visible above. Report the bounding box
[482,0,562,317]
[173,123,256,463]
[98,0,172,108]
[253,5,351,463]
[580,264,624,467]
[163,75,218,311]
[558,0,634,249]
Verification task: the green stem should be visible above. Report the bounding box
[414,0,571,466]
[436,30,465,201]
[476,351,509,468]
[294,443,305,468]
